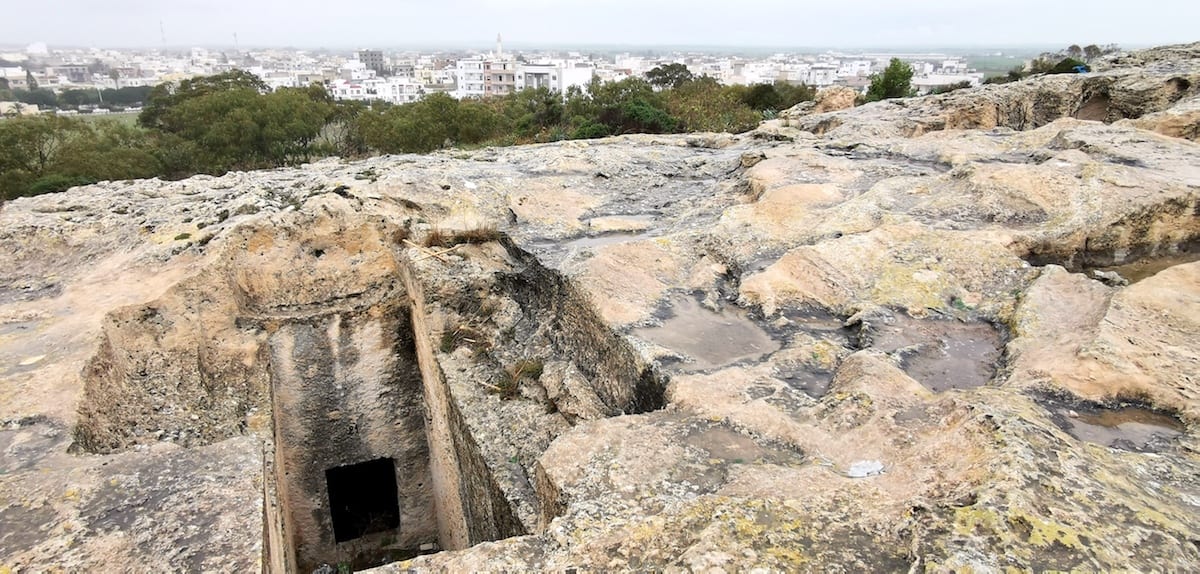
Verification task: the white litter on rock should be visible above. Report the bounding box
[846,460,885,478]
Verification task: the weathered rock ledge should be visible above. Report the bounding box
[2,43,1200,573]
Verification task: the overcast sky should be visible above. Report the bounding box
[10,0,1198,49]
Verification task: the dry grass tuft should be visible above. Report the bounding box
[439,325,486,354]
[491,359,544,400]
[423,225,502,248]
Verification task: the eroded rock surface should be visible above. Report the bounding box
[3,43,1200,573]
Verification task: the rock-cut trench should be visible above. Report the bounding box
[69,214,666,572]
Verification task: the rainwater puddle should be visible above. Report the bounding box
[0,320,40,337]
[558,231,655,251]
[783,308,852,336]
[634,294,782,372]
[768,308,856,398]
[744,254,781,274]
[683,425,805,466]
[586,213,657,229]
[1092,251,1200,284]
[772,366,833,398]
[893,404,931,424]
[863,314,1002,392]
[530,218,658,253]
[529,213,660,253]
[1054,407,1185,452]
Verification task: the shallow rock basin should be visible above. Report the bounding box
[1056,407,1186,452]
[634,294,782,371]
[865,314,1002,392]
[1094,250,1200,284]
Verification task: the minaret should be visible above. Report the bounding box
[497,33,503,59]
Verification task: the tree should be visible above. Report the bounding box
[139,69,268,130]
[772,81,816,109]
[667,77,760,133]
[645,63,695,89]
[257,86,337,163]
[1028,57,1056,74]
[502,87,564,140]
[25,69,37,91]
[157,88,265,170]
[865,58,914,102]
[0,116,88,199]
[1083,44,1103,61]
[582,77,678,134]
[355,93,467,154]
[154,83,336,171]
[54,120,162,182]
[457,98,509,144]
[13,88,57,108]
[741,83,783,112]
[59,89,101,108]
[0,115,170,200]
[325,99,370,157]
[1066,45,1083,59]
[101,85,153,107]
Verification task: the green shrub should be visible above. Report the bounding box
[27,174,95,196]
[571,122,610,140]
[1048,58,1089,74]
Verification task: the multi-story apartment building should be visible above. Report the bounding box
[328,76,425,104]
[516,63,557,90]
[483,59,517,97]
[455,58,485,98]
[356,49,386,76]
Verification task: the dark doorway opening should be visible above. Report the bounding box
[326,457,401,543]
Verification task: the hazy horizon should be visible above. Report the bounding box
[9,0,1197,50]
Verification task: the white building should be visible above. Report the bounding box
[515,61,595,93]
[559,64,595,92]
[516,63,558,90]
[339,61,376,82]
[837,60,872,77]
[455,58,594,99]
[329,77,425,104]
[805,64,837,87]
[455,58,485,98]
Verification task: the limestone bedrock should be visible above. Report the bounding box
[3,43,1200,573]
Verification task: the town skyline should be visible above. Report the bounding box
[10,0,1197,48]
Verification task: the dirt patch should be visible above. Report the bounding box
[1075,93,1112,121]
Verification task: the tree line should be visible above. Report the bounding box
[0,81,153,111]
[1,68,816,201]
